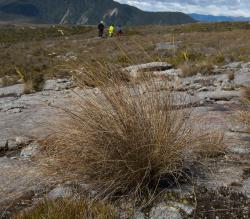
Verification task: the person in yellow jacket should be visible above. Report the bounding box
[109,24,115,37]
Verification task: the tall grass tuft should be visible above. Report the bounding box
[44,67,224,199]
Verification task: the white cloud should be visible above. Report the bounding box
[115,0,250,17]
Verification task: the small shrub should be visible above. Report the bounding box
[13,198,117,219]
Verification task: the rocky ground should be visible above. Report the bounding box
[0,61,249,218]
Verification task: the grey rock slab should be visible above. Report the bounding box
[221,81,236,91]
[0,139,8,149]
[234,68,250,87]
[43,79,75,91]
[153,69,181,78]
[197,86,212,92]
[0,86,76,141]
[56,52,77,62]
[15,136,32,146]
[150,202,182,219]
[48,186,73,200]
[7,139,19,150]
[0,157,48,212]
[197,91,240,101]
[224,62,243,69]
[241,178,250,198]
[0,84,23,98]
[199,165,244,189]
[20,142,40,158]
[241,62,250,68]
[124,62,172,78]
[168,202,194,216]
[227,144,250,155]
[189,83,203,90]
[9,108,22,113]
[133,211,146,219]
[43,80,59,91]
[0,102,27,113]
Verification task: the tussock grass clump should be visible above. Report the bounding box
[16,67,44,94]
[44,71,224,198]
[13,198,117,219]
[195,132,225,158]
[180,61,214,77]
[70,61,130,88]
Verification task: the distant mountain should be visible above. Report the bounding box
[189,13,250,23]
[0,0,195,25]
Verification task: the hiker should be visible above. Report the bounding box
[116,25,123,37]
[98,21,105,37]
[109,24,115,37]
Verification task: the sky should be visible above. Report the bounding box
[115,0,250,17]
